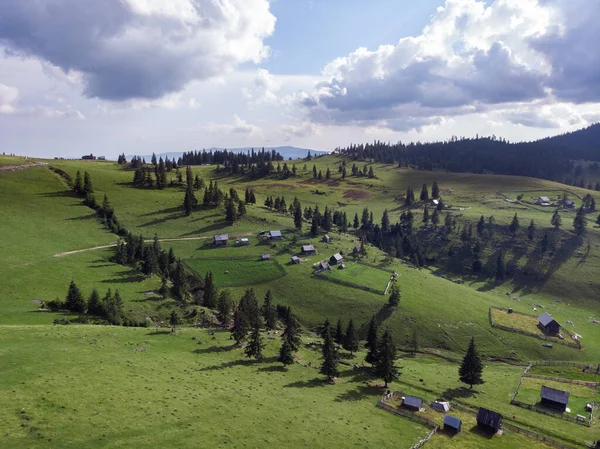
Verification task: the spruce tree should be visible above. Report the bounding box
[375,329,399,388]
[388,278,400,307]
[262,290,277,330]
[431,208,440,226]
[225,198,237,223]
[203,271,218,308]
[365,316,379,364]
[476,215,485,235]
[509,213,520,236]
[278,340,294,367]
[231,308,248,345]
[216,290,233,324]
[420,183,429,201]
[87,288,103,316]
[294,204,303,230]
[310,216,319,236]
[245,324,264,361]
[551,210,562,230]
[158,277,169,299]
[65,280,86,313]
[83,171,93,194]
[237,200,247,218]
[321,317,331,340]
[343,319,359,355]
[183,185,196,216]
[458,337,484,389]
[334,319,344,345]
[320,328,339,381]
[573,206,587,235]
[282,314,302,352]
[527,219,536,241]
[431,181,439,199]
[381,209,390,233]
[495,251,505,282]
[353,213,359,229]
[422,206,429,223]
[74,170,83,194]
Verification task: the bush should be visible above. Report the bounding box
[46,300,65,311]
[53,317,70,325]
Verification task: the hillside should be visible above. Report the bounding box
[1,154,600,448]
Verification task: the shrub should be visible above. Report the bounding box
[53,317,70,325]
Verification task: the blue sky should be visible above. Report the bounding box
[0,0,599,158]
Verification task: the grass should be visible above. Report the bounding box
[185,256,287,287]
[318,260,393,292]
[515,377,600,417]
[527,364,600,382]
[0,325,429,449]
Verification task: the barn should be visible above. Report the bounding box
[213,234,229,246]
[402,395,422,411]
[301,244,316,255]
[329,253,343,265]
[476,407,502,433]
[290,256,300,264]
[538,312,560,334]
[540,386,570,411]
[268,230,283,240]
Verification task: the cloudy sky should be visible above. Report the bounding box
[0,0,599,158]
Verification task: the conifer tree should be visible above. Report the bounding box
[334,319,344,345]
[381,209,390,233]
[422,206,430,223]
[231,308,248,345]
[375,329,399,388]
[495,250,505,282]
[183,184,196,216]
[262,290,277,331]
[216,290,233,325]
[459,337,484,389]
[294,203,303,230]
[343,319,359,355]
[431,208,440,226]
[476,215,485,235]
[87,288,103,316]
[83,171,93,194]
[158,277,169,299]
[65,280,86,313]
[573,206,587,235]
[278,340,294,367]
[310,216,319,236]
[540,231,549,253]
[365,316,379,364]
[431,181,439,199]
[509,213,520,236]
[353,213,359,229]
[321,317,331,340]
[74,170,83,194]
[388,278,400,307]
[237,200,247,218]
[225,198,237,223]
[420,183,429,201]
[104,289,124,325]
[245,324,264,361]
[527,219,536,240]
[320,328,339,381]
[202,271,218,308]
[282,314,302,352]
[551,210,562,230]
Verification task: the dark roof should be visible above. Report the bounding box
[302,244,315,252]
[444,414,461,429]
[538,312,557,327]
[320,260,330,269]
[403,395,422,409]
[269,230,282,237]
[477,408,502,428]
[541,386,570,405]
[331,253,343,261]
[261,254,270,260]
[214,234,229,241]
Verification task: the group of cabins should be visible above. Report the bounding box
[319,252,344,271]
[534,196,575,208]
[213,230,283,247]
[81,153,105,160]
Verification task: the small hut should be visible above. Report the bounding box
[322,235,330,243]
[301,244,316,255]
[402,396,422,411]
[443,414,462,433]
[431,401,450,412]
[540,386,569,411]
[291,256,300,264]
[476,408,502,433]
[329,253,343,265]
[538,312,560,334]
[261,254,271,261]
[213,234,229,246]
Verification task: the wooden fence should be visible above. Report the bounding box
[489,307,582,349]
[523,373,600,387]
[510,399,591,427]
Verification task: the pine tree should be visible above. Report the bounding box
[170,310,181,332]
[262,290,277,330]
[183,184,196,216]
[203,271,218,308]
[431,208,440,226]
[375,329,399,388]
[294,203,303,230]
[142,246,158,276]
[83,171,93,194]
[320,328,339,381]
[278,340,294,367]
[334,319,344,345]
[282,314,302,352]
[343,319,359,355]
[476,215,485,235]
[216,290,233,325]
[509,213,520,237]
[74,170,83,194]
[431,181,440,199]
[458,337,484,389]
[65,280,86,313]
[353,213,359,229]
[388,278,400,307]
[527,219,536,241]
[158,277,169,299]
[320,317,331,340]
[495,251,505,282]
[381,209,390,233]
[551,210,562,230]
[310,216,319,236]
[422,206,430,223]
[540,231,549,253]
[237,200,247,218]
[87,288,103,316]
[420,183,429,201]
[245,324,264,361]
[365,316,379,364]
[573,206,587,235]
[225,198,237,223]
[104,289,124,325]
[231,308,248,345]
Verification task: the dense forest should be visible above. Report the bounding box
[335,124,600,183]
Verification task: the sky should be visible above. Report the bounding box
[0,0,599,158]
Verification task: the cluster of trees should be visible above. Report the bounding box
[53,281,125,325]
[264,196,305,230]
[309,205,349,235]
[404,182,440,207]
[181,148,283,168]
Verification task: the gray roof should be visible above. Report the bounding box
[431,401,450,412]
[403,396,422,409]
[331,253,343,261]
[538,196,551,202]
[477,408,502,429]
[541,386,570,405]
[302,244,315,252]
[320,261,330,269]
[214,234,229,241]
[538,312,557,327]
[291,256,300,261]
[262,254,270,260]
[444,414,461,429]
[269,230,282,237]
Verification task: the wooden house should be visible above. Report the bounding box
[443,414,461,433]
[538,312,560,334]
[476,408,502,433]
[213,234,229,246]
[540,386,569,411]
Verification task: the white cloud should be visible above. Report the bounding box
[203,115,264,137]
[0,84,18,114]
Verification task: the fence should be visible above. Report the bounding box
[510,399,591,427]
[489,307,582,349]
[523,373,600,387]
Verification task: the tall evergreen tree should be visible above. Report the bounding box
[216,290,233,325]
[573,206,587,235]
[509,213,520,236]
[476,215,485,235]
[282,314,302,352]
[294,203,303,230]
[262,290,277,330]
[431,181,440,199]
[388,278,400,307]
[278,340,294,367]
[320,328,339,381]
[65,280,86,313]
[245,324,264,361]
[365,316,379,364]
[353,213,360,229]
[431,208,440,226]
[83,171,93,194]
[237,200,247,218]
[202,271,218,308]
[375,329,399,388]
[343,319,359,355]
[458,337,484,389]
[231,308,248,345]
[74,170,83,194]
[334,319,344,345]
[225,198,237,223]
[420,183,429,201]
[183,185,196,216]
[310,216,319,236]
[422,206,430,223]
[495,251,506,282]
[551,210,562,230]
[170,310,181,332]
[321,317,331,340]
[87,288,103,316]
[527,219,536,241]
[381,209,390,233]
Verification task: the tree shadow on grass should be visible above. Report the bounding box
[193,345,235,355]
[146,330,172,335]
[284,378,326,389]
[100,270,146,284]
[441,386,478,401]
[468,425,494,439]
[180,222,227,237]
[256,365,286,373]
[335,384,380,402]
[198,356,277,372]
[38,190,78,198]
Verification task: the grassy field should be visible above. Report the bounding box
[515,377,600,417]
[185,256,287,287]
[318,260,393,292]
[527,364,600,381]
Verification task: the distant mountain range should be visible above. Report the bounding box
[128,146,328,161]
